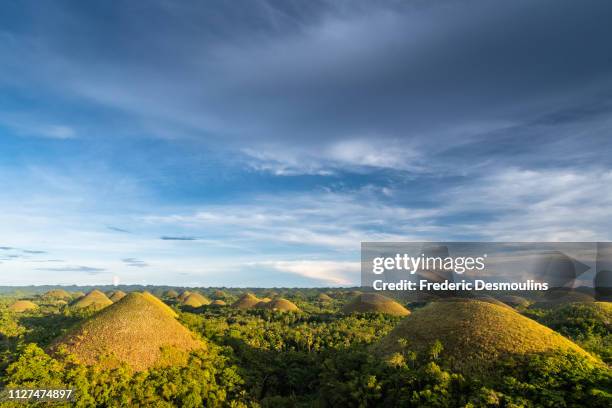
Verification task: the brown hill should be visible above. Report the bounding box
[232,293,261,309]
[142,292,178,318]
[72,290,113,310]
[9,300,38,312]
[108,290,127,302]
[72,291,85,299]
[376,299,594,373]
[177,290,192,302]
[212,290,227,299]
[181,292,211,308]
[317,293,333,302]
[265,298,300,312]
[164,289,179,299]
[343,293,410,316]
[43,289,71,300]
[52,292,204,371]
[210,299,226,306]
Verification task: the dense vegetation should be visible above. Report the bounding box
[0,289,610,407]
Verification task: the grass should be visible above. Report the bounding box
[9,300,38,312]
[52,292,204,371]
[342,293,410,316]
[376,299,596,372]
[71,290,113,310]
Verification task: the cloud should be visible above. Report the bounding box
[35,265,106,274]
[107,226,131,233]
[122,258,149,267]
[22,250,46,254]
[251,260,360,286]
[160,236,198,241]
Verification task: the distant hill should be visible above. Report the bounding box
[72,290,113,310]
[43,289,71,300]
[265,298,299,312]
[108,290,126,302]
[181,292,211,307]
[232,293,261,309]
[9,300,38,312]
[376,299,595,373]
[343,293,410,316]
[52,292,204,371]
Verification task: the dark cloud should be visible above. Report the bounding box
[0,246,13,250]
[122,257,149,267]
[1,0,611,174]
[160,236,198,241]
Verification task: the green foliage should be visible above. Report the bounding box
[0,292,610,407]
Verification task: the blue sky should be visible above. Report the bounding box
[1,0,612,286]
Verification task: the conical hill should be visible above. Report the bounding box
[376,299,594,372]
[9,300,38,312]
[232,293,261,309]
[52,292,204,371]
[72,290,113,310]
[343,293,410,316]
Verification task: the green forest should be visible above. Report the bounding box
[0,288,610,407]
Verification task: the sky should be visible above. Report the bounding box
[1,0,612,287]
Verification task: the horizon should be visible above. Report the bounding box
[2,0,612,286]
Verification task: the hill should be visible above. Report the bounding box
[52,292,204,371]
[108,290,126,302]
[530,291,596,309]
[376,299,595,372]
[210,299,226,306]
[181,292,211,307]
[8,300,38,312]
[317,293,333,302]
[232,293,261,309]
[164,289,179,299]
[343,293,410,316]
[43,289,71,300]
[265,298,300,312]
[142,291,178,318]
[498,295,531,308]
[72,290,113,310]
[177,290,192,302]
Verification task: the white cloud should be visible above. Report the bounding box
[250,260,360,286]
[243,138,422,175]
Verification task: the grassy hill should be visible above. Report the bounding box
[343,293,410,316]
[376,299,595,372]
[181,292,211,307]
[52,292,204,371]
[108,290,126,302]
[8,300,38,312]
[265,298,299,312]
[141,291,178,318]
[72,290,113,310]
[232,293,261,309]
[43,289,72,300]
